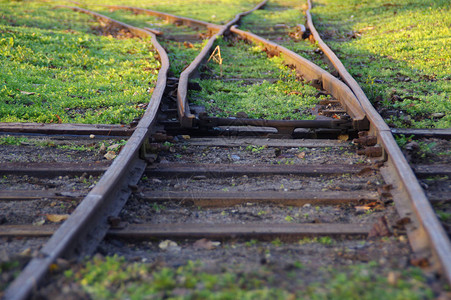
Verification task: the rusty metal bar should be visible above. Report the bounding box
[198,116,352,134]
[391,128,451,139]
[229,27,368,131]
[305,1,388,133]
[0,223,371,240]
[107,223,372,240]
[3,8,170,300]
[0,162,109,177]
[413,164,451,178]
[0,123,134,136]
[177,0,268,128]
[182,137,351,147]
[145,163,370,178]
[307,0,451,283]
[138,190,379,207]
[0,190,84,201]
[176,6,369,131]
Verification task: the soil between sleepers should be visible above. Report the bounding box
[27,137,450,298]
[0,136,111,294]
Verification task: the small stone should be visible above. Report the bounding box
[33,218,45,226]
[55,258,70,269]
[193,238,221,250]
[89,134,95,139]
[159,240,181,251]
[432,113,445,118]
[236,111,248,118]
[387,271,400,286]
[99,143,106,154]
[274,24,288,29]
[107,144,121,150]
[231,154,240,161]
[297,152,306,159]
[303,203,311,208]
[19,248,31,256]
[104,151,117,160]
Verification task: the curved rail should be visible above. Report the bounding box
[3,8,170,300]
[306,0,451,283]
[175,1,369,132]
[230,27,367,129]
[177,0,268,127]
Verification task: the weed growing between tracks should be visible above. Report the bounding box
[311,0,450,128]
[190,38,331,120]
[60,254,436,299]
[0,1,159,124]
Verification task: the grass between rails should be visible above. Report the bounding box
[311,0,450,128]
[81,7,209,76]
[0,0,160,124]
[240,0,329,70]
[77,0,263,25]
[190,37,331,120]
[64,254,436,299]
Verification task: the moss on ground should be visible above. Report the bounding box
[190,38,329,120]
[65,254,436,299]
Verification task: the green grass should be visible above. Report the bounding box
[190,38,330,119]
[0,0,160,124]
[311,0,450,128]
[69,7,210,76]
[0,135,127,152]
[67,255,435,300]
[0,135,29,146]
[78,0,263,24]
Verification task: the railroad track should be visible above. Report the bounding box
[1,0,450,298]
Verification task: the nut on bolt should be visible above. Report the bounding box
[353,135,377,146]
[357,146,383,157]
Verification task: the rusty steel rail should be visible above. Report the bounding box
[231,27,368,130]
[3,8,170,300]
[177,0,268,127]
[175,4,369,133]
[306,0,451,283]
